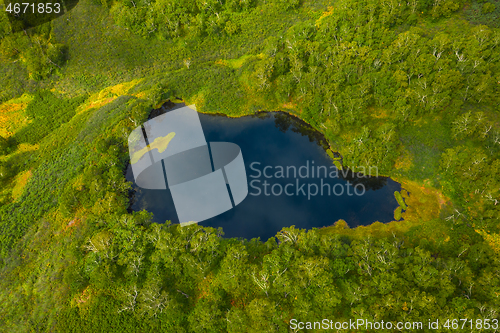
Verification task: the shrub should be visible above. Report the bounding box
[482,2,496,13]
[394,191,407,210]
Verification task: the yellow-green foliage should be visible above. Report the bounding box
[394,191,407,210]
[482,2,496,14]
[1,0,499,330]
[394,206,403,221]
[398,180,447,224]
[130,132,176,164]
[326,149,334,159]
[0,95,33,138]
[216,54,263,69]
[333,160,343,170]
[327,149,342,161]
[11,170,32,201]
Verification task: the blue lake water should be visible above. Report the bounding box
[126,106,401,240]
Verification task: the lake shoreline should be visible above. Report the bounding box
[125,102,403,238]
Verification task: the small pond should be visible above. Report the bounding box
[126,104,402,240]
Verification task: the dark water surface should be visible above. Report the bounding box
[126,109,401,240]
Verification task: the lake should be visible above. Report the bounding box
[126,104,402,240]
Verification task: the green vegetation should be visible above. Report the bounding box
[394,206,403,220]
[16,91,88,144]
[464,0,500,27]
[0,0,499,331]
[394,191,408,210]
[483,2,496,13]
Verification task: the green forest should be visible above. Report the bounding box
[0,0,499,331]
